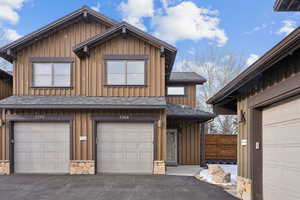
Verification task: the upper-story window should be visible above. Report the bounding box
[32,63,71,87]
[105,58,146,86]
[167,86,185,96]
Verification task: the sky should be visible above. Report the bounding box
[0,0,299,68]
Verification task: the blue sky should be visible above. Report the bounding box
[0,0,299,67]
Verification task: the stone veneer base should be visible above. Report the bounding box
[0,160,10,175]
[153,160,166,175]
[70,160,95,175]
[237,176,252,200]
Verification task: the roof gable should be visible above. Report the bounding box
[73,22,177,72]
[0,6,118,62]
[207,27,300,105]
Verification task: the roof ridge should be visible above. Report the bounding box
[0,6,118,59]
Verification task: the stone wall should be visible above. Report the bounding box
[237,176,252,200]
[153,160,165,175]
[0,160,10,175]
[70,160,95,175]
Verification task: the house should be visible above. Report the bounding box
[207,26,300,199]
[274,0,300,11]
[0,69,12,100]
[0,6,214,175]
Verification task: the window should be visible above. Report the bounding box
[33,63,71,87]
[106,60,145,85]
[167,87,185,95]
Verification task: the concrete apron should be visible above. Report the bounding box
[166,165,201,176]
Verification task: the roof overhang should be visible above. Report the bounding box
[73,22,177,73]
[0,6,118,63]
[274,0,300,11]
[0,96,166,110]
[166,103,215,122]
[0,69,13,81]
[207,27,300,114]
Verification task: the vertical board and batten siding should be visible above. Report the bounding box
[168,120,202,165]
[14,20,109,96]
[237,98,251,178]
[0,109,166,161]
[236,50,300,179]
[82,35,165,97]
[14,21,165,97]
[0,78,12,161]
[166,84,197,107]
[0,78,12,100]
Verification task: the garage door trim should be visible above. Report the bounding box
[8,114,74,174]
[91,114,159,174]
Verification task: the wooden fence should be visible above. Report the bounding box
[205,134,237,163]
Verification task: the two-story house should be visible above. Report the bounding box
[0,6,214,175]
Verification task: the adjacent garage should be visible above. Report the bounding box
[262,97,300,200]
[97,122,154,174]
[13,122,70,174]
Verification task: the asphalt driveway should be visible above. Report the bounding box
[0,174,238,200]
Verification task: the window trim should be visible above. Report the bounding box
[30,57,74,89]
[104,55,148,87]
[167,86,186,96]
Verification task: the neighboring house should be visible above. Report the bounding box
[274,0,300,11]
[0,69,12,100]
[0,6,214,175]
[207,27,300,200]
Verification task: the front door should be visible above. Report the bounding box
[167,129,177,165]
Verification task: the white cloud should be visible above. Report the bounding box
[91,2,100,12]
[3,28,22,41]
[246,54,259,66]
[152,1,227,46]
[0,0,26,24]
[119,0,154,31]
[277,20,297,36]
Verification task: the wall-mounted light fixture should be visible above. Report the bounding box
[238,110,246,124]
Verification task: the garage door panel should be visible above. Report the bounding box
[263,98,300,200]
[14,122,70,174]
[97,122,154,174]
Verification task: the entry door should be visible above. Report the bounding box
[97,122,154,174]
[167,129,177,165]
[14,122,70,174]
[262,97,300,200]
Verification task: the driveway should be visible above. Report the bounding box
[0,174,238,200]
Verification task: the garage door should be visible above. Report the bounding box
[263,97,300,200]
[14,122,70,174]
[97,122,154,174]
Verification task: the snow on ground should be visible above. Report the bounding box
[199,164,237,185]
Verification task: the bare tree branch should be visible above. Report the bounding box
[0,30,11,71]
[175,47,245,134]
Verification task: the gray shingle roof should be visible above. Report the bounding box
[169,72,206,84]
[167,103,215,122]
[0,96,166,109]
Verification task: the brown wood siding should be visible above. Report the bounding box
[168,120,202,165]
[13,20,109,96]
[13,22,165,97]
[0,78,12,100]
[166,84,196,107]
[236,50,300,179]
[81,35,165,97]
[205,134,237,161]
[0,109,166,161]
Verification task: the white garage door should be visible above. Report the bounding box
[97,122,154,174]
[263,97,300,200]
[14,122,70,174]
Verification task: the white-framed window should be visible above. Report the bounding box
[32,63,71,87]
[167,86,185,96]
[106,60,145,85]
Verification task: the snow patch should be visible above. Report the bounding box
[199,164,237,185]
